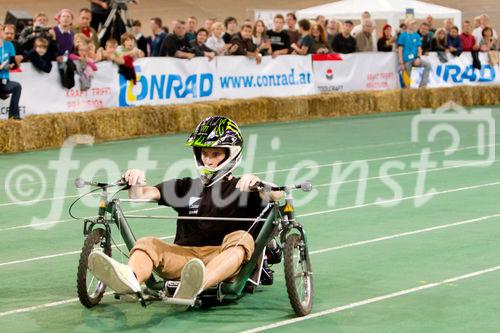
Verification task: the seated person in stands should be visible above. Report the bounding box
[332,20,356,54]
[291,19,313,55]
[228,24,262,64]
[159,20,195,59]
[189,28,216,60]
[24,37,53,73]
[310,23,331,54]
[116,32,145,59]
[447,26,463,57]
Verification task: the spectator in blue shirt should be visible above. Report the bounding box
[0,33,22,119]
[397,18,431,88]
[447,26,463,57]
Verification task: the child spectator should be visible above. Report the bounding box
[189,28,216,60]
[206,22,228,55]
[377,24,395,52]
[117,32,145,59]
[479,27,499,66]
[69,41,97,90]
[96,38,124,64]
[24,37,53,73]
[252,20,272,56]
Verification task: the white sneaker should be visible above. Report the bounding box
[88,251,141,295]
[172,258,205,310]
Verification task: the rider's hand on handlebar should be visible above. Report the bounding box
[122,169,146,186]
[236,174,261,192]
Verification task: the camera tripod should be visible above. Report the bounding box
[97,0,133,44]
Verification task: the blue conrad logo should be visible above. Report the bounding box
[435,64,496,83]
[119,66,214,107]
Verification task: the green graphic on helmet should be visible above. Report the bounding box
[186,116,243,187]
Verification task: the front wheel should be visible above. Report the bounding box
[283,233,313,316]
[77,228,111,308]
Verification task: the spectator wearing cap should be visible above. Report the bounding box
[332,20,356,54]
[397,18,431,88]
[377,24,395,52]
[355,19,375,52]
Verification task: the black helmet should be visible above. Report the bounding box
[186,116,243,186]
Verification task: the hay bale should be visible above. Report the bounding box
[373,90,401,113]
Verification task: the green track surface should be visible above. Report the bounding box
[1,106,500,332]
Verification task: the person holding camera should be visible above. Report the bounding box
[18,12,57,59]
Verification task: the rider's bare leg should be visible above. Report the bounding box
[202,246,246,290]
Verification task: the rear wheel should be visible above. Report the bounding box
[77,228,111,308]
[283,233,313,316]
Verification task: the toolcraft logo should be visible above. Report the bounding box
[119,66,214,107]
[325,68,334,80]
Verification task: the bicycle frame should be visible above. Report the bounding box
[81,184,309,300]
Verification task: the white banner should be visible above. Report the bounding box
[118,57,219,107]
[215,55,316,99]
[312,52,400,93]
[0,61,118,119]
[411,52,500,88]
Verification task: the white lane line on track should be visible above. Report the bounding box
[1,140,498,206]
[0,235,174,268]
[0,206,164,232]
[239,264,500,333]
[2,180,500,267]
[1,212,500,317]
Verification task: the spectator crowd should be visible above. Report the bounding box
[0,2,499,119]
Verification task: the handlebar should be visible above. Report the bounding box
[249,181,313,193]
[74,177,129,189]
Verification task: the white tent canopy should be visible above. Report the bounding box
[296,0,462,31]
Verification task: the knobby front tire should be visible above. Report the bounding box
[77,228,112,308]
[283,233,313,316]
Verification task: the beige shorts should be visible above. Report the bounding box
[130,230,255,280]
